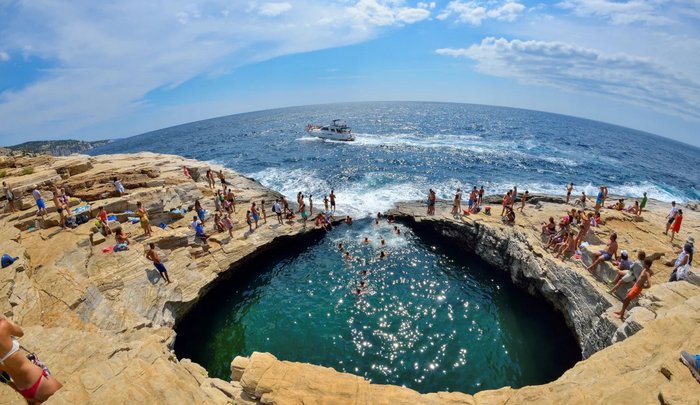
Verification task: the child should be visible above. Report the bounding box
[246,210,253,232]
[614,258,654,319]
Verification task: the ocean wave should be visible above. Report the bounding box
[247,168,692,219]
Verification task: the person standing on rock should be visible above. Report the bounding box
[218,170,229,187]
[452,188,462,216]
[663,201,678,235]
[2,182,16,213]
[500,190,511,217]
[113,177,125,197]
[595,186,605,211]
[639,192,647,216]
[0,315,63,402]
[309,195,313,215]
[251,203,260,229]
[260,200,267,224]
[518,190,529,212]
[669,209,683,243]
[273,199,283,224]
[330,190,336,212]
[323,195,329,212]
[573,212,592,248]
[136,201,153,237]
[31,185,47,218]
[566,182,574,204]
[478,186,484,205]
[146,243,171,284]
[206,169,216,189]
[614,258,653,319]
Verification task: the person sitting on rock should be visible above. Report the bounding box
[541,217,556,235]
[501,205,515,224]
[614,258,653,319]
[554,231,577,260]
[586,233,618,273]
[0,315,63,402]
[97,206,113,236]
[114,228,131,246]
[669,243,693,282]
[573,191,587,208]
[609,251,645,295]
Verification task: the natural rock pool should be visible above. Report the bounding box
[175,219,580,394]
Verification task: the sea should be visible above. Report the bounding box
[90,101,700,217]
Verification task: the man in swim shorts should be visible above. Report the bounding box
[146,242,171,284]
[31,185,47,218]
[566,182,574,204]
[587,233,618,273]
[614,258,653,319]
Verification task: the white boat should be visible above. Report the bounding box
[306,119,354,141]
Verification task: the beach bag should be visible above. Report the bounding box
[676,264,691,280]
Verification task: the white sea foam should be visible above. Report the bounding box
[247,168,690,219]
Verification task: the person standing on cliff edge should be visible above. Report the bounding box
[566,182,574,204]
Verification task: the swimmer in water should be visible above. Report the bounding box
[375,219,380,225]
[394,226,401,235]
[338,242,344,251]
[380,239,386,247]
[378,251,387,259]
[344,251,353,261]
[359,269,368,276]
[363,237,370,244]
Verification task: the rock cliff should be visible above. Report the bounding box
[0,152,698,404]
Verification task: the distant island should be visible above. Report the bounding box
[3,139,112,156]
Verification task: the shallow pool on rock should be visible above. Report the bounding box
[175,219,580,394]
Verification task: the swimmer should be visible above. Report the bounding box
[344,251,353,261]
[363,237,370,244]
[345,215,353,225]
[394,226,400,235]
[338,242,344,251]
[380,239,386,247]
[378,251,387,259]
[359,269,369,276]
[375,219,380,225]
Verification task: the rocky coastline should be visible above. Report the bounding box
[0,152,698,404]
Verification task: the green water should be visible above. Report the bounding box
[175,219,580,394]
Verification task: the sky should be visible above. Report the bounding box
[0,0,699,146]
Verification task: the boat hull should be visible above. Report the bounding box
[307,129,355,141]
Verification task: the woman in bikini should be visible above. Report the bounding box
[136,201,153,237]
[0,316,62,402]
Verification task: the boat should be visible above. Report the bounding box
[306,119,354,141]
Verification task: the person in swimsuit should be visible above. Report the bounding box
[206,169,216,189]
[363,237,370,244]
[500,190,511,217]
[218,170,228,186]
[594,186,605,210]
[572,191,586,208]
[299,202,308,227]
[330,190,336,211]
[136,201,153,237]
[323,195,329,212]
[609,250,645,294]
[308,195,313,215]
[518,190,529,212]
[260,200,267,224]
[478,186,484,205]
[245,210,253,232]
[2,182,16,213]
[541,217,556,235]
[250,203,259,229]
[614,258,653,319]
[222,212,234,237]
[0,316,62,402]
[146,243,171,284]
[573,212,592,248]
[587,233,618,273]
[114,228,131,245]
[183,166,191,178]
[195,200,206,222]
[566,182,574,204]
[452,188,461,216]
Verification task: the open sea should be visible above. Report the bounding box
[90,102,700,218]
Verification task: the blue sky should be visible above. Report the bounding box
[1,0,699,146]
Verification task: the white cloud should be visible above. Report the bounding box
[558,0,700,25]
[0,0,430,142]
[258,2,293,16]
[437,37,700,120]
[0,51,9,61]
[558,0,666,25]
[346,0,431,27]
[437,0,525,25]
